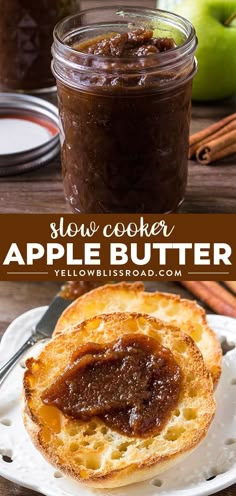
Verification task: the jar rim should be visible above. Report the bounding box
[53,5,197,66]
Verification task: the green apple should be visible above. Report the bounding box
[175,0,236,101]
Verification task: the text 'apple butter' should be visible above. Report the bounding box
[42,334,182,438]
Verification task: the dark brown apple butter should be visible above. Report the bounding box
[0,0,80,92]
[42,334,182,438]
[78,29,176,57]
[59,281,103,300]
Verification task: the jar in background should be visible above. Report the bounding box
[0,0,80,92]
[52,6,197,213]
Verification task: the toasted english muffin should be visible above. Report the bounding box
[24,312,216,488]
[54,282,222,387]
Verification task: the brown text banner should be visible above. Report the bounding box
[0,214,235,281]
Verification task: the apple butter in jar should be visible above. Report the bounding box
[0,0,80,92]
[52,7,197,213]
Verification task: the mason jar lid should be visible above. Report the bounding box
[0,93,60,176]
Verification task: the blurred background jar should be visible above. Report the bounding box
[0,0,80,93]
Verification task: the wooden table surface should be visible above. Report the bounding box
[0,281,235,496]
[0,0,235,491]
[1,94,235,215]
[0,73,236,213]
[0,0,236,214]
[1,95,235,215]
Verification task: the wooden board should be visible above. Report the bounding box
[0,0,235,214]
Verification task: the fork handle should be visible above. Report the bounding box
[0,336,37,387]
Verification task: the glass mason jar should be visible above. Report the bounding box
[52,6,197,213]
[0,0,80,92]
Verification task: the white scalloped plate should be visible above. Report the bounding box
[0,308,236,496]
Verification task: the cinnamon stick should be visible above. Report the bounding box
[202,143,236,164]
[224,281,236,294]
[189,113,236,159]
[196,130,236,165]
[189,119,236,159]
[181,281,236,318]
